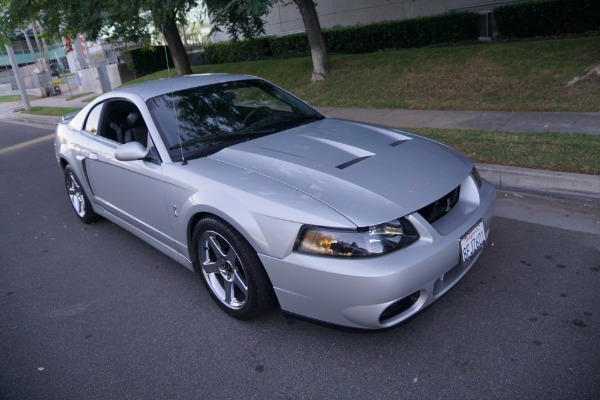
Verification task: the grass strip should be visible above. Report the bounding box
[15,106,83,117]
[0,95,28,102]
[83,95,99,102]
[409,127,600,175]
[14,107,598,174]
[66,92,93,101]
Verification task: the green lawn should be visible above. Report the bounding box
[409,128,600,175]
[130,36,600,112]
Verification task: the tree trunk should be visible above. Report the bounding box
[293,0,330,82]
[162,15,192,76]
[22,27,38,62]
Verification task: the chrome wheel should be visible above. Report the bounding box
[199,230,249,309]
[66,172,86,218]
[193,217,276,320]
[63,165,98,224]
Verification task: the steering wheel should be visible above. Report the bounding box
[242,106,272,126]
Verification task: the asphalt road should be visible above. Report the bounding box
[1,120,599,400]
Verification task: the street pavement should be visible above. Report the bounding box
[2,87,598,202]
[1,120,599,399]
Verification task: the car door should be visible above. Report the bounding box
[82,100,174,247]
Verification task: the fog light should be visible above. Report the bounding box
[379,291,421,323]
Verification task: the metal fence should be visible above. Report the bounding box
[0,69,15,88]
[0,62,54,94]
[85,48,122,68]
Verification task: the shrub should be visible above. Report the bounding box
[204,38,271,64]
[121,46,174,78]
[324,12,479,53]
[494,0,600,39]
[204,11,479,64]
[268,33,310,58]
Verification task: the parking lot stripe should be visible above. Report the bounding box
[0,134,54,156]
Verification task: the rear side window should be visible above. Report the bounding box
[84,103,103,134]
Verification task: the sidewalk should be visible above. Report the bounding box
[3,90,599,202]
[0,78,90,122]
[317,107,600,135]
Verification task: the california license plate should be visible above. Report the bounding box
[460,219,486,265]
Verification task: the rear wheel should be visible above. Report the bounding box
[64,165,98,224]
[192,217,276,320]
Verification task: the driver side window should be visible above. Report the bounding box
[101,101,149,147]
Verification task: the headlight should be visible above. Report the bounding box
[471,166,483,188]
[295,218,419,257]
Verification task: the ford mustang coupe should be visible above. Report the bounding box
[55,74,495,329]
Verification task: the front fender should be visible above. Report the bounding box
[161,159,355,261]
[54,123,94,194]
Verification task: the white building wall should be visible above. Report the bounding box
[211,0,516,42]
[77,68,102,94]
[106,64,122,89]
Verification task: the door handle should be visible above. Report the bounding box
[88,152,98,160]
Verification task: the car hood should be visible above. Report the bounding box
[209,118,472,227]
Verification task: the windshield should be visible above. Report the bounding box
[147,79,324,161]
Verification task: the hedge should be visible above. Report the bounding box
[324,12,478,54]
[268,33,309,58]
[494,0,600,39]
[121,46,174,78]
[201,37,271,65]
[204,11,479,64]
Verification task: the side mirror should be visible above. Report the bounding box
[115,141,149,161]
[303,99,314,107]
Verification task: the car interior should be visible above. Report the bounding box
[102,100,149,147]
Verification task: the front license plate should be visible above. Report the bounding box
[460,220,486,265]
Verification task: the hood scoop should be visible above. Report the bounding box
[305,136,376,170]
[336,156,371,170]
[389,140,406,147]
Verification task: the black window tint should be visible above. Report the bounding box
[102,100,145,144]
[147,79,323,161]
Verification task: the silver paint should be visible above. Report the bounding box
[55,74,496,329]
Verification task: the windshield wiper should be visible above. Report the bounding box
[294,114,324,120]
[242,113,324,132]
[169,128,275,150]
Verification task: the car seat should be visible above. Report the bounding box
[124,111,148,147]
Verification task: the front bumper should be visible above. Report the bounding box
[260,177,496,330]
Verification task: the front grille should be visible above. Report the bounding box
[417,186,460,224]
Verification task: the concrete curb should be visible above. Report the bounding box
[5,111,599,203]
[8,112,61,126]
[477,163,600,202]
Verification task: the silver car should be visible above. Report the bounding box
[55,74,495,330]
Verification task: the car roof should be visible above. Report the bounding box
[111,73,259,101]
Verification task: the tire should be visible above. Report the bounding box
[192,217,276,320]
[64,165,98,224]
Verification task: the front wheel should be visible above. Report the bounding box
[192,217,276,320]
[64,165,98,224]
